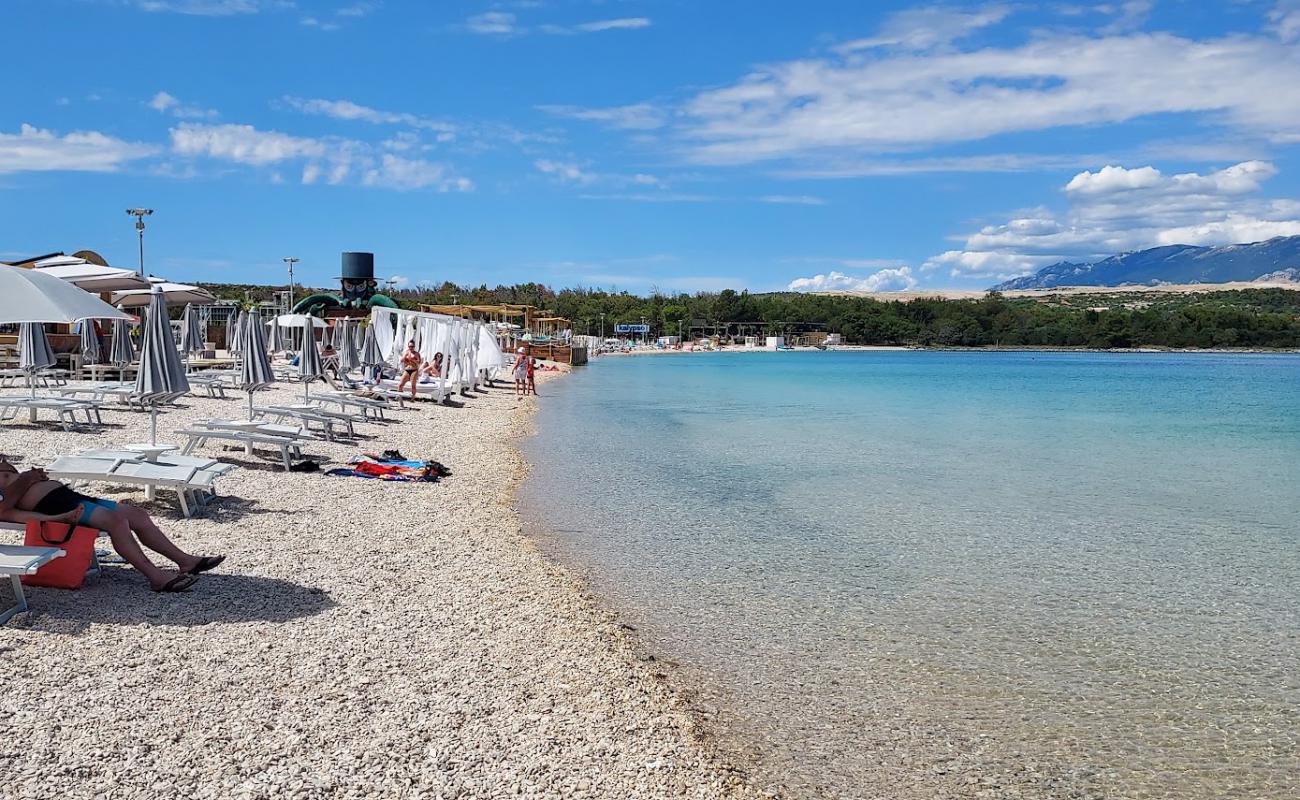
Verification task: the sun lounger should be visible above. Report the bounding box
[377,378,445,402]
[178,421,315,471]
[318,391,391,421]
[254,405,355,440]
[186,374,229,399]
[45,455,232,518]
[0,397,103,430]
[0,544,66,624]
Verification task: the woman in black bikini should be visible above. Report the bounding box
[397,339,421,400]
[0,459,223,592]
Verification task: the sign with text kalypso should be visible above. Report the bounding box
[614,324,650,334]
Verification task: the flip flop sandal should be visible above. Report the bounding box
[153,573,199,593]
[187,555,226,575]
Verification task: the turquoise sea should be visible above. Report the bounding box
[520,351,1300,799]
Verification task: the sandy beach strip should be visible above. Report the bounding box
[0,374,764,799]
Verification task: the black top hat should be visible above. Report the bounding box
[340,252,375,281]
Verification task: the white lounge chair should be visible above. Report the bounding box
[377,378,445,402]
[45,455,232,518]
[253,406,354,440]
[0,544,66,624]
[177,422,315,472]
[317,391,392,421]
[0,397,103,429]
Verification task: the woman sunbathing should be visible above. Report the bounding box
[0,459,223,592]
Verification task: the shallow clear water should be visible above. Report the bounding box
[521,351,1300,799]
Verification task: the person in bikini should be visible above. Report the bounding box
[0,459,223,592]
[397,340,421,399]
[421,352,444,382]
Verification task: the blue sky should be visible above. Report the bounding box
[3,0,1300,293]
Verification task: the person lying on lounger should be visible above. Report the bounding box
[0,459,224,592]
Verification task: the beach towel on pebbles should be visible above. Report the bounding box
[325,456,450,482]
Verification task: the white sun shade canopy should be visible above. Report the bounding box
[31,256,151,292]
[0,264,133,323]
[112,278,216,308]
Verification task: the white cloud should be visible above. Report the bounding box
[921,160,1300,280]
[0,124,157,173]
[534,159,596,184]
[281,96,456,138]
[1065,161,1276,196]
[536,102,666,130]
[788,267,918,292]
[129,0,268,14]
[468,12,651,36]
[170,122,325,164]
[337,1,380,17]
[148,90,217,119]
[300,16,340,30]
[574,17,651,32]
[361,154,472,192]
[466,11,517,35]
[760,194,826,206]
[836,4,1011,52]
[1269,0,1300,41]
[678,27,1300,165]
[385,274,410,289]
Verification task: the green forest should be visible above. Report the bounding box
[200,281,1300,349]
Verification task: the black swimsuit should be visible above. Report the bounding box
[33,485,93,515]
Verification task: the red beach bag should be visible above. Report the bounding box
[21,521,96,590]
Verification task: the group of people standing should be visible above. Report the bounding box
[391,339,538,399]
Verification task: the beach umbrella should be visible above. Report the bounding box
[109,315,137,382]
[0,264,133,324]
[229,310,246,354]
[179,304,204,360]
[112,279,216,308]
[268,313,285,354]
[359,322,384,381]
[18,322,56,397]
[79,320,103,367]
[134,286,191,445]
[296,317,325,401]
[337,319,361,376]
[236,309,275,419]
[321,323,335,350]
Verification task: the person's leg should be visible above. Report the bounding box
[84,504,178,589]
[117,503,202,572]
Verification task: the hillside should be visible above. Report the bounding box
[991,236,1300,291]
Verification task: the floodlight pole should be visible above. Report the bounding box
[283,257,299,310]
[126,208,153,276]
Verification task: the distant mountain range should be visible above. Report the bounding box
[990,236,1300,291]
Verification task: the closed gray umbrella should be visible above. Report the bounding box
[179,304,204,361]
[134,286,190,445]
[268,314,285,354]
[80,321,102,367]
[18,322,55,397]
[229,309,246,354]
[225,309,239,353]
[297,317,325,400]
[359,322,384,382]
[337,319,361,376]
[110,315,136,382]
[321,323,335,350]
[236,309,275,419]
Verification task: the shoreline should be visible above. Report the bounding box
[4,376,767,799]
[606,344,1300,356]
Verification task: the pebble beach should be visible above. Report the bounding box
[0,374,764,799]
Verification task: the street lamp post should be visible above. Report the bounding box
[125,208,153,277]
[600,313,605,340]
[283,257,299,310]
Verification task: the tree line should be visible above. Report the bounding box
[199,281,1300,349]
